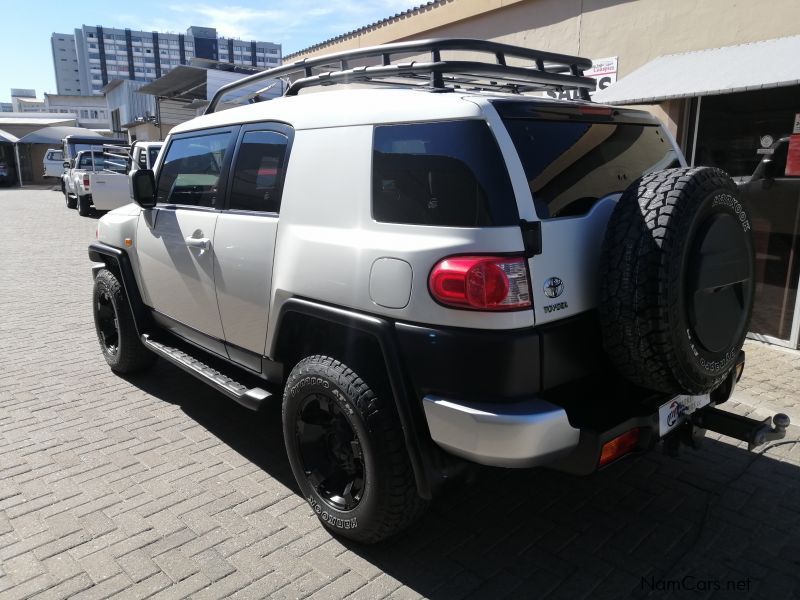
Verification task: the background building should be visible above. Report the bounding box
[43,93,110,130]
[52,25,281,96]
[4,89,109,130]
[9,89,44,113]
[51,33,82,94]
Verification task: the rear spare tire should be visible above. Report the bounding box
[599,167,754,394]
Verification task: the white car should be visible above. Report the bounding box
[42,148,64,178]
[87,39,788,543]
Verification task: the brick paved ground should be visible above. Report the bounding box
[1,188,799,600]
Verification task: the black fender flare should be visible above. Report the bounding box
[88,241,152,336]
[271,297,446,500]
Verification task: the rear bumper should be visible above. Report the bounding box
[422,395,580,468]
[421,354,746,472]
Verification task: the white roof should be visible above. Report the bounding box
[594,35,800,105]
[170,88,487,133]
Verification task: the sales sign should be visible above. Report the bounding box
[544,56,618,101]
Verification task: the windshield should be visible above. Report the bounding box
[503,119,680,219]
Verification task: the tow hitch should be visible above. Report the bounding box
[692,408,791,451]
[665,406,791,454]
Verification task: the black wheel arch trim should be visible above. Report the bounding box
[88,241,153,336]
[271,297,447,500]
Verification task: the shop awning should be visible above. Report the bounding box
[16,126,105,145]
[138,66,208,101]
[0,129,19,143]
[594,35,800,105]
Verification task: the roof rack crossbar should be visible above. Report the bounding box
[285,61,596,96]
[206,38,595,114]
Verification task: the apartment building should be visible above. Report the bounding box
[52,25,281,97]
[51,33,82,95]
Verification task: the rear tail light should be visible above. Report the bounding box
[429,255,531,311]
[598,428,640,467]
[83,175,90,187]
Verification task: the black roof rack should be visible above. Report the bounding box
[205,38,596,114]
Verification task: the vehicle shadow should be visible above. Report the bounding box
[124,362,800,600]
[122,360,298,492]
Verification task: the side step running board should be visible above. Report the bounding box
[141,334,271,411]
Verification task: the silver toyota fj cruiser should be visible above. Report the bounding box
[89,39,789,543]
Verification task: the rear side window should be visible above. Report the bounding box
[148,146,161,168]
[503,119,679,219]
[229,130,289,213]
[78,153,104,168]
[156,132,231,207]
[372,120,518,227]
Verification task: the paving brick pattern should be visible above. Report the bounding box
[1,188,800,599]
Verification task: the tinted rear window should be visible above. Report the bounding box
[503,120,679,219]
[372,120,518,227]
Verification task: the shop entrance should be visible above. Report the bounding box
[688,85,800,347]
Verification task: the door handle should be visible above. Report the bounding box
[184,237,211,250]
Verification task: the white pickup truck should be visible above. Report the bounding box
[64,151,126,216]
[90,141,163,213]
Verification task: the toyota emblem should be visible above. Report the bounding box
[543,277,564,298]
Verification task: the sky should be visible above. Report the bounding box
[0,0,420,103]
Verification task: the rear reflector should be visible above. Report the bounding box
[429,256,531,311]
[599,428,640,467]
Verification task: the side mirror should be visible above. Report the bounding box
[63,161,71,168]
[131,169,157,208]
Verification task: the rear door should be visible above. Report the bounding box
[135,127,238,347]
[499,111,681,323]
[91,172,130,210]
[213,124,292,369]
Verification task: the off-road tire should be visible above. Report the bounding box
[283,355,427,543]
[93,269,155,374]
[65,190,76,209]
[599,167,754,394]
[77,194,91,216]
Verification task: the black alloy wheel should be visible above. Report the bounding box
[95,288,120,356]
[296,393,365,512]
[92,268,155,373]
[282,355,427,543]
